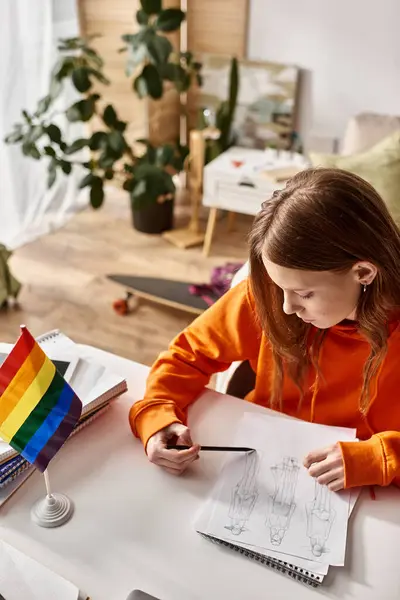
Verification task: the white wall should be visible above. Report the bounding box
[248,0,400,147]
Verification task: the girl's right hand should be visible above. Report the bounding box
[146,423,200,475]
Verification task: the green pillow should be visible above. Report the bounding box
[309,131,400,223]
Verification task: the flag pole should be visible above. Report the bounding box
[31,468,74,528]
[43,469,52,498]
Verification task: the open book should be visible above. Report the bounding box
[0,329,127,465]
[0,540,88,600]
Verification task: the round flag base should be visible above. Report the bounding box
[31,493,74,528]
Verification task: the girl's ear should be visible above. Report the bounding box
[352,261,378,286]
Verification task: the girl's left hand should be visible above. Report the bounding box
[303,442,345,492]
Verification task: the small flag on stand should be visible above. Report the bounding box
[0,326,82,472]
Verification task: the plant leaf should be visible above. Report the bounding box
[83,47,104,69]
[29,145,41,160]
[140,64,163,99]
[90,177,104,209]
[52,57,76,82]
[132,178,147,199]
[107,131,126,154]
[44,145,56,157]
[66,97,96,122]
[89,131,108,150]
[115,120,127,132]
[72,67,92,92]
[133,74,148,99]
[47,160,57,189]
[22,110,32,124]
[140,0,161,15]
[79,173,96,189]
[103,105,118,128]
[123,178,135,192]
[136,9,149,25]
[48,166,57,189]
[121,33,140,44]
[46,124,62,144]
[156,144,174,166]
[125,45,148,75]
[36,95,52,116]
[88,68,110,85]
[64,138,89,155]
[66,104,83,122]
[4,131,24,144]
[61,160,72,175]
[28,125,44,143]
[155,8,185,32]
[98,151,116,169]
[147,35,173,65]
[22,141,32,156]
[49,78,63,100]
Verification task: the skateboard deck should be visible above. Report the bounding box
[108,274,219,315]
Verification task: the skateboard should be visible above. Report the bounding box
[107,274,219,316]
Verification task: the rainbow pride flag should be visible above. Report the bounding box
[0,326,82,472]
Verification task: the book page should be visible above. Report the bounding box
[202,413,356,567]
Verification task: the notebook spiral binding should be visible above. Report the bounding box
[200,533,323,587]
[36,330,62,343]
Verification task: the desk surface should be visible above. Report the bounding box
[1,345,400,600]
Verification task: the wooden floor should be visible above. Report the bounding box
[1,188,251,367]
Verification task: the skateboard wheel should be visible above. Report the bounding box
[112,292,134,316]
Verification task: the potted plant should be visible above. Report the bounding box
[5,1,200,234]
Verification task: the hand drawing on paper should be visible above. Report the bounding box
[225,450,260,535]
[266,456,300,546]
[305,482,336,557]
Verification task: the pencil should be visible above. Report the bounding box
[167,444,254,452]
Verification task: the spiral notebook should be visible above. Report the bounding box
[195,482,328,587]
[194,412,359,587]
[0,329,128,465]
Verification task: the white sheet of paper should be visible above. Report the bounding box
[0,540,79,600]
[194,477,330,576]
[204,412,356,567]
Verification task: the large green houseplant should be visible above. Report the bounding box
[5,0,200,234]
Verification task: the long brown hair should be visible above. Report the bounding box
[249,168,400,412]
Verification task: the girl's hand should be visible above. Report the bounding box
[303,442,345,491]
[146,423,200,475]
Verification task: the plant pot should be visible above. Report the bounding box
[131,197,174,234]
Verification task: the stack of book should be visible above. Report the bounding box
[0,330,127,506]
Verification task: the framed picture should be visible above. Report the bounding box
[198,55,299,151]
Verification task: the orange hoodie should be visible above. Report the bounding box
[129,279,400,489]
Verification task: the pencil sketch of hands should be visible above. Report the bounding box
[266,456,300,546]
[305,481,336,557]
[225,451,260,535]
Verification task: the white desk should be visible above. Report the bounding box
[1,345,400,600]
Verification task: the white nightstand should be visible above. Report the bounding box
[202,147,309,255]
